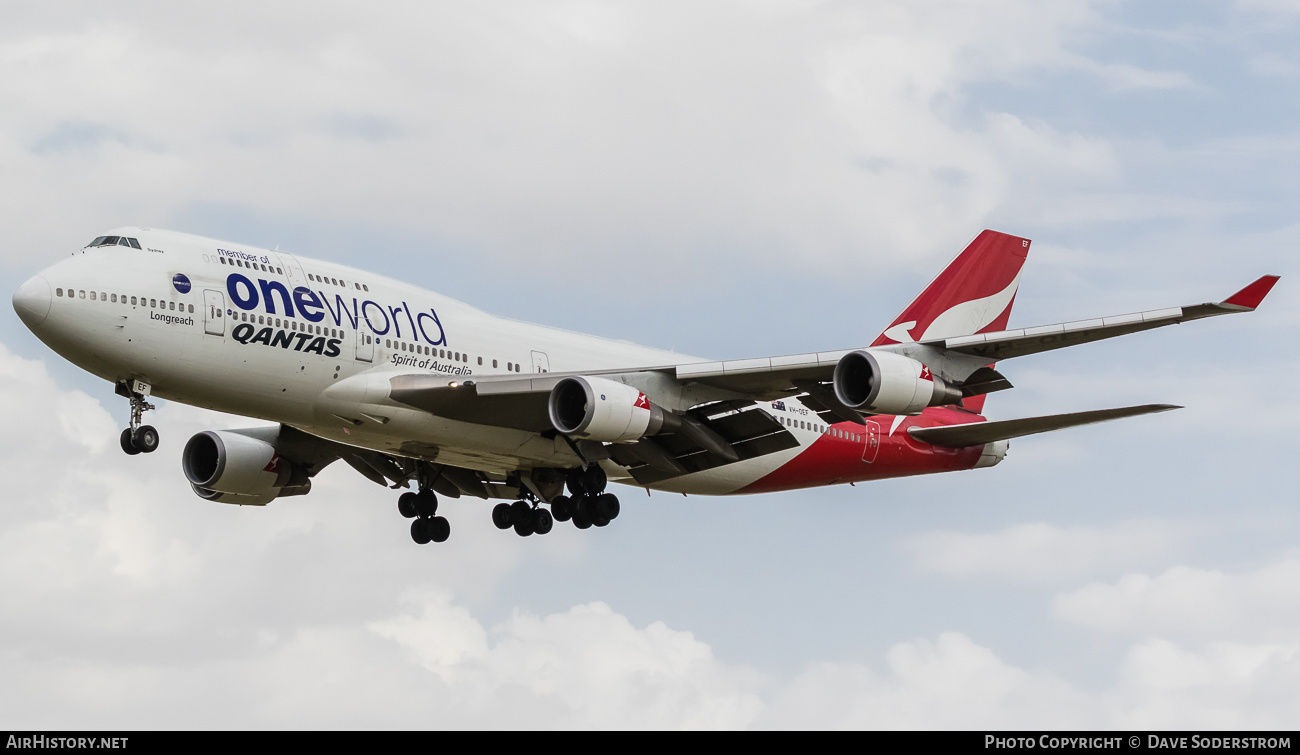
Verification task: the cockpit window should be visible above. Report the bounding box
[86,236,142,248]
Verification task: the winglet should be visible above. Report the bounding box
[1223,275,1280,310]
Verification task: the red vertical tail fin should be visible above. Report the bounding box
[872,230,1031,413]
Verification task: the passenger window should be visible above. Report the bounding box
[189,304,194,313]
[493,360,498,368]
[56,288,63,297]
[363,284,369,292]
[276,268,282,274]
[90,291,97,301]
[110,294,116,303]
[386,339,391,348]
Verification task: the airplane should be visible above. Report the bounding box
[11,228,1279,545]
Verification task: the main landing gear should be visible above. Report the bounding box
[117,380,158,456]
[492,466,620,537]
[400,464,450,545]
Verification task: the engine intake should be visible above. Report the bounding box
[833,350,962,416]
[548,376,672,443]
[182,430,310,506]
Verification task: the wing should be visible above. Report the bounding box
[351,276,1275,485]
[907,275,1281,363]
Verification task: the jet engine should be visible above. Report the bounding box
[182,429,311,506]
[832,350,963,416]
[548,376,674,443]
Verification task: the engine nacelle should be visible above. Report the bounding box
[832,350,963,416]
[182,430,310,506]
[975,439,1009,468]
[548,376,668,442]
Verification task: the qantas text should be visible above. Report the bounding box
[231,322,342,357]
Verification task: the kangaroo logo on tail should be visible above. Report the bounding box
[872,230,1030,346]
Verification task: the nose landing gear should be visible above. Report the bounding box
[117,380,158,455]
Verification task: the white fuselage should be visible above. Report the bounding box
[21,227,831,493]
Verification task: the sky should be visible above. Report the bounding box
[1,0,1298,729]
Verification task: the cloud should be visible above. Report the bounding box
[368,596,766,729]
[1054,554,1300,642]
[1107,639,1300,729]
[904,521,1193,583]
[764,632,1096,729]
[0,2,1127,272]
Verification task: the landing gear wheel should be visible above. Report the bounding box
[120,428,141,456]
[398,492,419,519]
[565,469,585,497]
[572,498,593,529]
[514,516,535,537]
[532,508,553,535]
[551,495,573,522]
[492,502,514,529]
[510,500,532,526]
[580,465,607,495]
[594,493,620,521]
[414,489,438,518]
[429,516,451,543]
[132,425,159,454]
[593,513,611,527]
[411,518,433,545]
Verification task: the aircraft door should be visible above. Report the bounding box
[862,420,881,463]
[530,350,550,373]
[355,330,373,362]
[203,290,225,336]
[275,252,307,285]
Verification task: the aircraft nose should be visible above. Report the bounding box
[13,274,52,328]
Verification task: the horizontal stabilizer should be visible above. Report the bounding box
[907,404,1181,448]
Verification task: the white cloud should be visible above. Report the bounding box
[369,596,766,729]
[1107,639,1300,729]
[764,632,1096,729]
[1054,554,1300,642]
[904,521,1193,583]
[0,2,1130,272]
